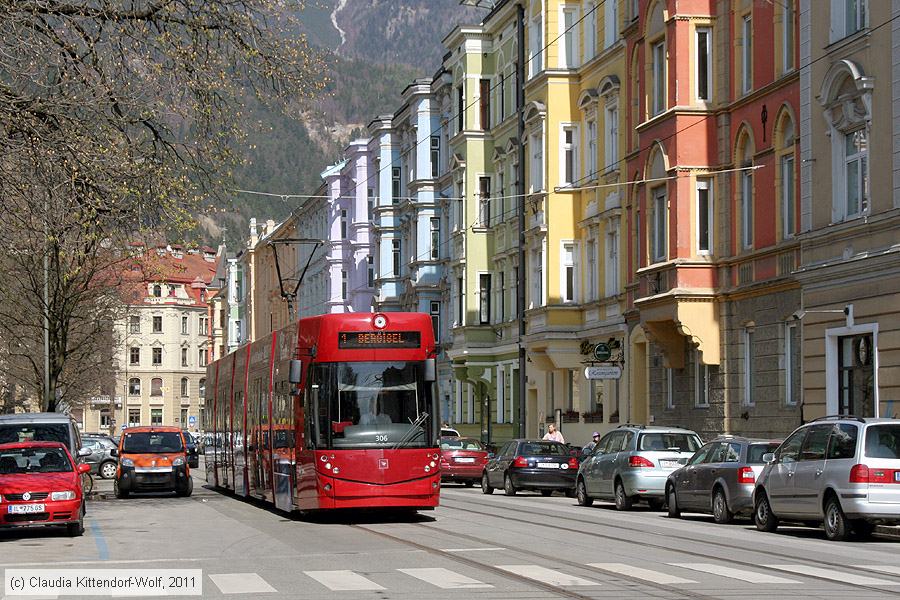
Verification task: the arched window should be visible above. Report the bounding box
[646,1,666,117]
[647,147,668,263]
[199,378,206,398]
[629,46,640,147]
[775,109,797,239]
[128,378,141,396]
[180,377,189,398]
[151,377,163,397]
[736,129,755,250]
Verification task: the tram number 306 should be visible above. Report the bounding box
[375,435,389,442]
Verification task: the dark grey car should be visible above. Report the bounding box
[481,439,577,497]
[666,437,781,523]
[82,435,119,479]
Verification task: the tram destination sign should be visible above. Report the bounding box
[338,331,421,349]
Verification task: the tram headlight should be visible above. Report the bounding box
[332,467,340,474]
[325,462,332,470]
[424,465,431,473]
[430,461,436,468]
[320,455,328,462]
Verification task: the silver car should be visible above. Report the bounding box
[754,416,900,541]
[576,425,702,510]
[666,437,781,523]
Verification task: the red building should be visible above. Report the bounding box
[622,0,800,437]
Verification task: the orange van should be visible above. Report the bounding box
[112,426,192,498]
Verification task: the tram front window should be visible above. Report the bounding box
[314,362,432,448]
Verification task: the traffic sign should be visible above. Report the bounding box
[189,416,197,426]
[584,365,622,380]
[593,343,611,362]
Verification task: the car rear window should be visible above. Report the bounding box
[441,438,484,451]
[747,443,780,464]
[0,424,69,447]
[637,433,701,452]
[521,442,567,456]
[864,425,900,459]
[122,432,184,454]
[0,447,73,474]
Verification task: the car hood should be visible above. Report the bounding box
[0,471,78,493]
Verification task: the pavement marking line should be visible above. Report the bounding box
[764,565,900,586]
[670,563,799,584]
[441,547,507,552]
[587,563,697,585]
[303,570,386,591]
[495,565,601,587]
[89,519,109,561]
[208,573,277,594]
[398,568,494,589]
[856,565,900,576]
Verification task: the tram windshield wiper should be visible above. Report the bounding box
[392,412,428,450]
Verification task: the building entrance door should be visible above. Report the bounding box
[838,333,874,417]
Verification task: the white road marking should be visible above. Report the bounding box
[398,568,493,589]
[587,563,696,585]
[442,547,507,552]
[857,565,900,576]
[671,563,799,584]
[765,565,900,586]
[208,573,277,594]
[496,565,601,586]
[0,558,211,568]
[304,570,385,591]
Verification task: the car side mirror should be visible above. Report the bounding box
[77,447,92,458]
[110,448,118,457]
[762,452,775,464]
[77,463,91,474]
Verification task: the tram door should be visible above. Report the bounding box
[273,383,296,512]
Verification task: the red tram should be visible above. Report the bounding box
[203,313,441,511]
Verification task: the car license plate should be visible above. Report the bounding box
[455,457,476,463]
[8,504,45,514]
[659,460,678,468]
[537,463,559,469]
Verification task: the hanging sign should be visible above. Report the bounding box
[584,365,622,380]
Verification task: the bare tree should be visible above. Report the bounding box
[0,1,325,411]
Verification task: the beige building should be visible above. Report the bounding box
[797,0,900,419]
[80,245,222,435]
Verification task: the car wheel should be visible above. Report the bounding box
[99,461,117,480]
[481,472,494,495]
[824,495,851,541]
[853,520,875,539]
[754,491,779,533]
[67,505,84,537]
[667,485,681,518]
[647,498,664,511]
[114,481,129,499]
[576,479,594,507]
[177,477,194,498]
[504,473,516,496]
[463,480,475,488]
[712,488,734,524]
[614,480,633,511]
[540,490,553,497]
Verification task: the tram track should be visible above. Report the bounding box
[433,494,900,597]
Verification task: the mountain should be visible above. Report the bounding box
[201,1,480,250]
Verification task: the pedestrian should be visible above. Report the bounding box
[583,431,601,455]
[543,423,565,443]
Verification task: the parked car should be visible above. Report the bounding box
[576,425,702,510]
[666,436,781,523]
[112,427,192,498]
[0,413,90,463]
[81,435,119,480]
[182,430,199,468]
[754,416,900,541]
[440,437,487,487]
[482,439,577,497]
[0,441,90,536]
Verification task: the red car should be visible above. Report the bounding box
[440,437,488,487]
[0,441,89,536]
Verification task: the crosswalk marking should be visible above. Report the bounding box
[496,565,601,587]
[398,568,493,589]
[671,563,799,584]
[208,573,277,594]
[857,565,900,577]
[587,563,696,585]
[765,565,900,586]
[304,570,386,591]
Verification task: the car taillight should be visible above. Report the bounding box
[629,455,654,468]
[568,457,579,469]
[738,466,755,484]
[513,456,529,468]
[849,464,870,483]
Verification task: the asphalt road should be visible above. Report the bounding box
[3,469,900,599]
